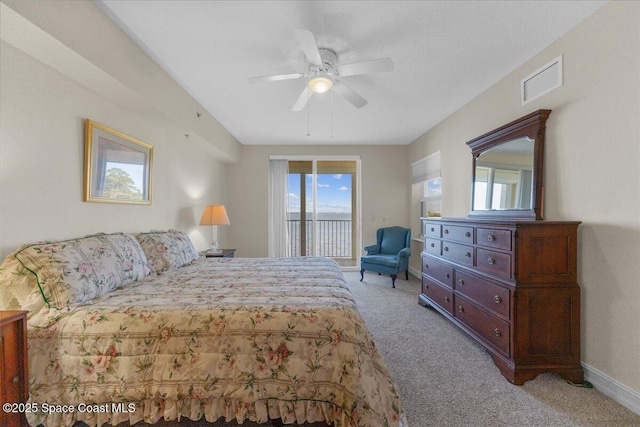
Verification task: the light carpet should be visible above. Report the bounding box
[347,271,640,427]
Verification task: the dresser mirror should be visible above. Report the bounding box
[467,109,551,220]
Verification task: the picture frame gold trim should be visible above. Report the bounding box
[84,119,153,205]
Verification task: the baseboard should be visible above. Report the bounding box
[408,266,421,279]
[583,362,640,415]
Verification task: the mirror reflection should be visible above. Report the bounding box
[473,136,534,211]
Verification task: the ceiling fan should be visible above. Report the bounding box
[248,29,393,111]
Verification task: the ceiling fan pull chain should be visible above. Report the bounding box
[307,103,311,137]
[331,90,335,139]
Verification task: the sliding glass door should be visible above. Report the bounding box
[286,159,359,268]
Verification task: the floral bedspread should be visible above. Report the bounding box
[26,257,407,427]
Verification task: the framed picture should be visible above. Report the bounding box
[84,119,153,204]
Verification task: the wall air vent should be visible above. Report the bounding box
[521,56,563,105]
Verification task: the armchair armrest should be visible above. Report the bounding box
[364,244,380,255]
[398,247,411,258]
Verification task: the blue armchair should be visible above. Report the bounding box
[360,226,412,288]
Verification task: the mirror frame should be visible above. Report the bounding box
[84,119,153,205]
[467,109,551,220]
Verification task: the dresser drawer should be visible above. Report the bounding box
[476,248,512,279]
[454,295,510,356]
[424,223,441,238]
[442,224,474,244]
[422,256,453,287]
[442,241,474,267]
[422,276,454,315]
[454,270,510,319]
[477,228,512,251]
[423,237,441,256]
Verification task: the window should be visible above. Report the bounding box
[421,176,442,218]
[411,152,441,238]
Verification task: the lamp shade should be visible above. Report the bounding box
[307,76,333,94]
[199,204,230,226]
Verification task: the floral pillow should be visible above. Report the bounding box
[0,249,48,315]
[0,233,150,311]
[134,230,198,274]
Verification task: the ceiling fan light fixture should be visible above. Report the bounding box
[307,76,333,94]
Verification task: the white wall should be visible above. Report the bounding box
[227,145,410,258]
[1,0,241,163]
[0,43,228,257]
[0,0,240,258]
[409,1,640,405]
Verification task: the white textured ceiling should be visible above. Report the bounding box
[96,1,606,145]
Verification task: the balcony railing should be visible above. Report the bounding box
[287,219,352,258]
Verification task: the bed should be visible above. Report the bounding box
[0,231,407,427]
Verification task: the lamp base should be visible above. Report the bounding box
[210,235,222,254]
[209,226,222,254]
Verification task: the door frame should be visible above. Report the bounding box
[270,154,361,271]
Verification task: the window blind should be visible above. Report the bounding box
[411,151,441,184]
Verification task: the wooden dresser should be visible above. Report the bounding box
[420,218,582,385]
[0,311,29,427]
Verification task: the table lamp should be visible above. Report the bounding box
[199,204,230,254]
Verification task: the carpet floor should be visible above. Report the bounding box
[346,271,639,427]
[102,271,640,427]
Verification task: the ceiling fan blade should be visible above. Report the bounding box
[294,29,323,66]
[292,87,314,111]
[248,73,305,83]
[335,57,394,77]
[332,80,368,108]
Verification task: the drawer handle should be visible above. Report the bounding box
[444,296,449,302]
[444,273,450,279]
[430,243,435,248]
[465,231,471,238]
[494,295,502,304]
[12,375,19,384]
[488,234,496,242]
[494,328,502,337]
[487,257,496,265]
[424,264,429,269]
[444,229,449,234]
[465,252,471,258]
[430,227,435,232]
[444,246,449,252]
[458,306,464,313]
[458,279,464,286]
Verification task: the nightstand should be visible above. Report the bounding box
[201,249,236,258]
[0,311,28,427]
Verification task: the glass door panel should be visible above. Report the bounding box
[287,160,358,268]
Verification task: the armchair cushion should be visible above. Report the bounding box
[361,254,400,269]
